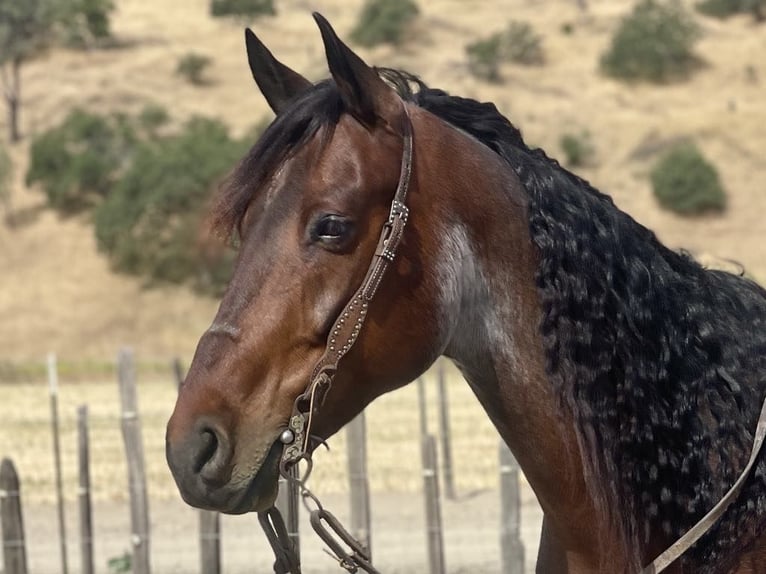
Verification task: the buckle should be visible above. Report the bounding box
[387,200,409,225]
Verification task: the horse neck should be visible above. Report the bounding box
[417,109,609,559]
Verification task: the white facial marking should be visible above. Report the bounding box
[435,224,485,357]
[438,224,520,377]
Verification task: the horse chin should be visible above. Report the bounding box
[226,441,282,515]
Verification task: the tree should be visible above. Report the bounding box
[93,117,250,294]
[26,109,135,214]
[0,0,115,143]
[26,105,266,294]
[0,0,54,143]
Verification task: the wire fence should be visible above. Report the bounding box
[0,354,544,574]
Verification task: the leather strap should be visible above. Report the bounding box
[258,507,302,574]
[642,394,766,572]
[267,103,414,574]
[280,104,413,472]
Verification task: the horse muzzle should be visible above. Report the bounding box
[165,413,282,514]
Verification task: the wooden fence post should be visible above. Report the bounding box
[199,511,221,574]
[117,348,151,574]
[77,405,94,574]
[499,441,524,574]
[421,435,446,574]
[0,458,28,574]
[47,352,69,574]
[435,363,455,500]
[346,412,372,554]
[172,358,223,574]
[417,377,428,437]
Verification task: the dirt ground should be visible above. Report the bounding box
[19,486,543,574]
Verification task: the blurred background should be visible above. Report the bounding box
[0,0,764,572]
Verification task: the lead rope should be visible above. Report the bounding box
[303,486,379,573]
[258,478,380,574]
[642,393,766,573]
[258,507,301,574]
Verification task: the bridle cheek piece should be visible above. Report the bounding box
[282,103,413,474]
[258,103,414,574]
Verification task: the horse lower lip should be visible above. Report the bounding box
[228,441,282,514]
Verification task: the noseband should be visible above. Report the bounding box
[259,103,414,574]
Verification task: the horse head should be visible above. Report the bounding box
[165,15,458,513]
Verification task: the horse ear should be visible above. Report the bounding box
[245,28,312,115]
[313,12,402,127]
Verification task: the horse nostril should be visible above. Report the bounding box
[192,421,233,486]
[193,429,218,474]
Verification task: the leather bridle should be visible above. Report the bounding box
[280,103,413,480]
[258,102,414,574]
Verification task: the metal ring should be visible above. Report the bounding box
[301,487,324,514]
[296,453,313,484]
[280,452,313,485]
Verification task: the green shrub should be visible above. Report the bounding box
[26,106,269,294]
[466,35,503,82]
[650,143,726,215]
[210,0,275,18]
[26,109,135,214]
[93,117,249,294]
[79,0,113,39]
[501,21,544,66]
[176,53,212,85]
[601,0,701,83]
[60,0,115,47]
[351,0,419,47]
[466,21,544,81]
[696,0,765,20]
[137,104,170,137]
[107,552,132,574]
[560,131,595,167]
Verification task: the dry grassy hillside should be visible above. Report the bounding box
[1,0,764,362]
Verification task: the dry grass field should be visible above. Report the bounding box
[0,0,764,362]
[4,361,538,572]
[0,362,500,503]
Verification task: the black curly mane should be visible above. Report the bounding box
[389,73,766,571]
[219,69,766,571]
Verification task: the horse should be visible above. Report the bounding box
[165,14,766,574]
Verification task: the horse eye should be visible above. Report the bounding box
[312,215,352,242]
